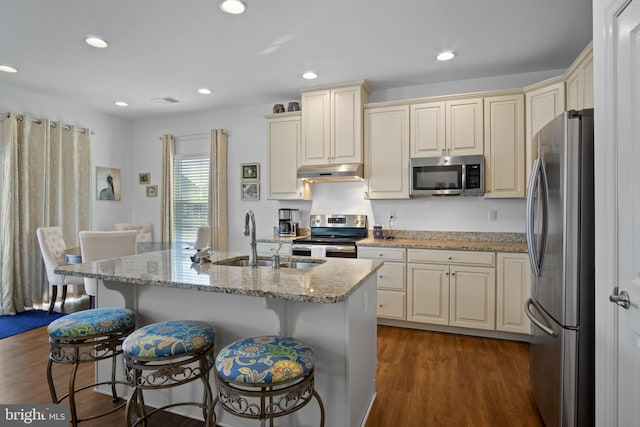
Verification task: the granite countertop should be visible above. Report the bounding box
[54,247,383,304]
[258,230,528,253]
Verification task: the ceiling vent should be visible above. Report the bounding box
[150,97,181,104]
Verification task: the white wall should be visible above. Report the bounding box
[2,67,563,252]
[0,82,133,232]
[131,68,560,252]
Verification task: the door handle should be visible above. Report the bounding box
[524,298,558,336]
[609,286,631,309]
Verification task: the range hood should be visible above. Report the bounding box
[296,163,364,182]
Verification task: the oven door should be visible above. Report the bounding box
[291,244,358,258]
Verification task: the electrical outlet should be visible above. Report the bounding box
[488,210,497,221]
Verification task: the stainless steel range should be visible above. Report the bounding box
[291,214,368,258]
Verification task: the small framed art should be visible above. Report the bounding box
[241,182,259,201]
[139,172,150,184]
[241,163,259,181]
[146,185,158,197]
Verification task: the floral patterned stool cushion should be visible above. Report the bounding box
[123,320,216,359]
[215,335,314,384]
[48,307,136,339]
[211,336,325,426]
[46,307,137,427]
[122,320,217,427]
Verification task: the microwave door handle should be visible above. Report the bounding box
[526,159,542,277]
[524,298,558,337]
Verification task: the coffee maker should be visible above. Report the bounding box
[278,208,298,237]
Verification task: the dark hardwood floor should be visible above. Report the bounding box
[0,315,542,426]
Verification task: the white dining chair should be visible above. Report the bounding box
[79,230,138,308]
[194,225,211,249]
[114,222,153,242]
[36,226,86,314]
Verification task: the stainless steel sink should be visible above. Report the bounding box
[213,256,325,269]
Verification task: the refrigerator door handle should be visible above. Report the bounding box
[525,298,558,337]
[526,159,548,277]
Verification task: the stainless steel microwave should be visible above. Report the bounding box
[410,155,484,196]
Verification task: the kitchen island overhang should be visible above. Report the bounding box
[56,248,383,427]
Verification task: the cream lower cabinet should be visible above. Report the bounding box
[358,246,406,320]
[407,249,496,330]
[496,252,531,334]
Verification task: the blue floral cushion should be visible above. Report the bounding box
[123,320,215,358]
[47,307,136,338]
[215,336,314,384]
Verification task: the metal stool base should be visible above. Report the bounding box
[47,325,134,427]
[124,342,216,426]
[210,368,325,427]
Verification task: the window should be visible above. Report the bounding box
[173,155,209,245]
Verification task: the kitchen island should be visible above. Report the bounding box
[56,247,383,427]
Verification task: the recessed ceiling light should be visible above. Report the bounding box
[198,88,212,95]
[437,51,455,61]
[302,71,318,80]
[0,65,18,73]
[220,0,246,14]
[114,101,129,107]
[85,37,108,48]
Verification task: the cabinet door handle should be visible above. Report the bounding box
[447,256,452,260]
[451,272,455,276]
[442,148,445,155]
[445,272,450,276]
[379,275,384,279]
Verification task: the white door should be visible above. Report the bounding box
[614,0,640,423]
[601,0,640,424]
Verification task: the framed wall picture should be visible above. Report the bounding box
[138,172,150,184]
[241,163,259,181]
[146,185,158,197]
[96,166,121,201]
[241,182,259,201]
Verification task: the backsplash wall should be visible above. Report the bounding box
[305,181,525,233]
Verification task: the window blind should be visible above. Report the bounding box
[173,155,210,245]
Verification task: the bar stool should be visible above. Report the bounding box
[122,320,216,426]
[46,307,137,426]
[210,335,325,426]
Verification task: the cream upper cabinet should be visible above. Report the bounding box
[496,252,531,334]
[565,42,594,111]
[364,105,410,199]
[483,93,525,198]
[266,113,311,200]
[300,82,370,166]
[410,98,483,158]
[524,78,565,188]
[410,101,446,157]
[446,98,484,156]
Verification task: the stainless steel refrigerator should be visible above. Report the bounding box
[524,109,594,427]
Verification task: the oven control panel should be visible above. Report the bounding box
[310,214,367,228]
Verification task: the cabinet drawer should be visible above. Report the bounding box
[407,249,495,266]
[256,242,291,255]
[358,246,406,261]
[376,262,406,290]
[377,290,405,320]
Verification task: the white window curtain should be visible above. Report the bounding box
[0,113,91,315]
[160,129,227,250]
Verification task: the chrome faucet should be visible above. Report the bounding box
[244,210,257,267]
[272,242,283,270]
